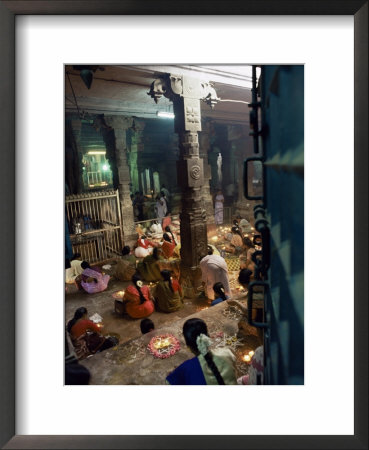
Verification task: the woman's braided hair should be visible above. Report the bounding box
[183,318,225,385]
[161,269,173,292]
[132,273,146,304]
[67,307,87,333]
[213,282,227,300]
[165,225,177,245]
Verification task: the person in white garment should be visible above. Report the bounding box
[154,193,167,220]
[199,247,231,300]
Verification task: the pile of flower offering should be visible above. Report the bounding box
[112,290,125,299]
[148,334,181,359]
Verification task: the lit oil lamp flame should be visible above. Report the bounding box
[248,350,255,357]
[242,355,251,362]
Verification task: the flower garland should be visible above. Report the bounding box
[148,334,181,359]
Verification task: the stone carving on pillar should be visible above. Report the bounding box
[148,74,219,274]
[102,116,136,246]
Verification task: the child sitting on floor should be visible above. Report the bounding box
[211,282,229,306]
[140,318,155,334]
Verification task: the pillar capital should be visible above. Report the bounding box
[148,74,220,134]
[104,115,131,132]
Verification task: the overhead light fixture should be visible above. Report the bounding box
[72,65,105,90]
[87,151,106,155]
[80,69,94,89]
[157,111,175,119]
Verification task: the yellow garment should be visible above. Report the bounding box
[198,347,238,385]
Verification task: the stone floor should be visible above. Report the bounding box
[65,224,263,385]
[66,277,211,345]
[80,301,261,385]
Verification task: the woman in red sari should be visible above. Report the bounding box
[122,273,155,319]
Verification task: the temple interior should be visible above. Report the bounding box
[65,64,304,385]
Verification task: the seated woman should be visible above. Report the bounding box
[239,237,256,271]
[161,233,176,259]
[153,270,183,313]
[211,282,229,306]
[164,225,181,257]
[166,318,237,385]
[140,318,155,334]
[239,218,253,234]
[67,307,118,360]
[79,261,110,294]
[225,226,244,255]
[134,235,156,258]
[122,273,155,319]
[114,246,137,281]
[137,247,163,282]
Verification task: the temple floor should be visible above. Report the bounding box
[65,277,211,346]
[79,301,261,385]
[66,273,262,385]
[65,222,262,385]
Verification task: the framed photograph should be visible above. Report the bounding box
[0,1,367,449]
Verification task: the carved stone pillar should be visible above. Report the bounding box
[199,120,215,230]
[127,120,145,194]
[104,116,136,246]
[148,74,220,292]
[70,119,83,193]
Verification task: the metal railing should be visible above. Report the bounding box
[66,190,123,264]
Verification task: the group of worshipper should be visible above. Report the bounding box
[65,211,265,385]
[132,185,171,222]
[117,269,184,319]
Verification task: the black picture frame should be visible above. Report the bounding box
[0,1,367,449]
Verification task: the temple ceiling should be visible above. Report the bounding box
[65,65,252,125]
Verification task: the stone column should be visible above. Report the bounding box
[148,74,220,292]
[70,119,84,193]
[127,120,145,194]
[104,116,137,246]
[199,120,215,230]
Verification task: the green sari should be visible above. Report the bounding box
[137,255,162,281]
[154,280,183,313]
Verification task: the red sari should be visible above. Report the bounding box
[123,285,155,319]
